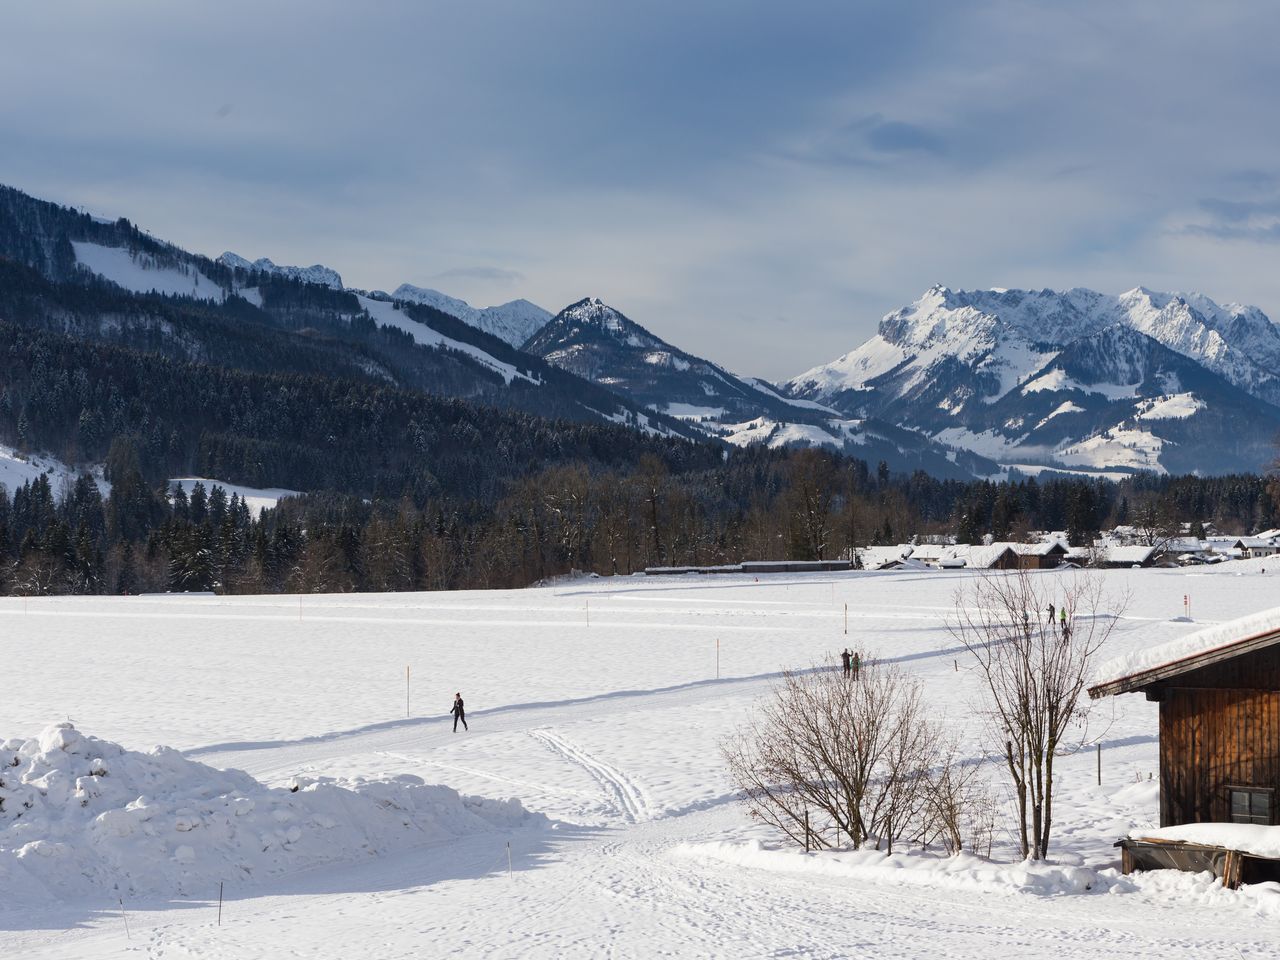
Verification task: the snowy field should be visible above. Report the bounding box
[2,567,1279,958]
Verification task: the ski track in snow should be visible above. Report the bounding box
[530,729,653,823]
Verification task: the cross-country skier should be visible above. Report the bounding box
[451,692,468,732]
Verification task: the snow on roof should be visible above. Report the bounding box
[955,543,1018,568]
[1130,823,1280,860]
[1011,541,1067,556]
[1233,537,1276,548]
[859,546,913,569]
[906,543,950,561]
[1099,544,1158,564]
[1091,605,1280,696]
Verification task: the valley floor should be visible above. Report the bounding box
[2,567,1278,958]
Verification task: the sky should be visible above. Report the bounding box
[4,1,1280,380]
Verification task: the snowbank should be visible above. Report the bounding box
[0,723,542,903]
[675,840,1100,897]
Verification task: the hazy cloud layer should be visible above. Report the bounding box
[4,1,1280,378]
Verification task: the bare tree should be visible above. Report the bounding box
[721,656,946,853]
[949,570,1125,860]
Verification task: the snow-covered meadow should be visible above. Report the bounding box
[2,566,1279,958]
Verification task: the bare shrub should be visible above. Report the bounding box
[721,656,950,854]
[922,742,996,857]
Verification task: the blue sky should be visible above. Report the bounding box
[5,1,1280,378]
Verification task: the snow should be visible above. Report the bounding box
[6,569,1280,957]
[662,403,726,421]
[73,242,225,302]
[355,295,537,385]
[0,445,106,497]
[0,722,540,904]
[1094,604,1280,691]
[168,479,299,519]
[643,350,690,370]
[1056,427,1166,473]
[1134,393,1206,421]
[1035,401,1085,429]
[719,416,867,450]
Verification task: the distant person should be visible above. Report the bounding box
[1047,602,1055,623]
[451,692,468,733]
[852,652,861,680]
[841,648,851,675]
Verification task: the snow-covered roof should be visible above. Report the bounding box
[956,543,1018,568]
[1129,823,1280,860]
[859,546,913,570]
[906,543,951,561]
[1233,537,1276,549]
[1011,541,1068,556]
[1098,544,1158,564]
[1090,605,1280,698]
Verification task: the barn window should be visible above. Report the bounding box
[1228,787,1274,825]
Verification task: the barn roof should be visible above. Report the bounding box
[1089,605,1280,698]
[1098,544,1159,565]
[1011,541,1068,556]
[956,543,1019,568]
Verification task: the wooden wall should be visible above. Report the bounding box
[1154,647,1280,826]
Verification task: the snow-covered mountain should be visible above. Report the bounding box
[524,297,999,479]
[218,252,343,290]
[785,286,1280,475]
[392,284,551,347]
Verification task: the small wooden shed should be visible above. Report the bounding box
[1090,608,1280,885]
[1089,608,1280,827]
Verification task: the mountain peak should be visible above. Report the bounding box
[218,252,343,290]
[391,283,552,347]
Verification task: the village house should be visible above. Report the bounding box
[1232,537,1280,560]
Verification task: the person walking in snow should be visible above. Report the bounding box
[851,651,861,680]
[1047,602,1055,624]
[841,648,851,675]
[451,692,468,733]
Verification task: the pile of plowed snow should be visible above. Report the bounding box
[0,723,542,902]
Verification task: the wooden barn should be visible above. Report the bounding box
[1089,608,1280,885]
[1011,541,1069,570]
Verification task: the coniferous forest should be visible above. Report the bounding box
[2,445,1277,596]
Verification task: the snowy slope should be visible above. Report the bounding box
[218,251,343,290]
[73,241,225,302]
[3,570,1279,958]
[392,284,552,347]
[0,444,105,496]
[356,295,538,385]
[168,478,299,519]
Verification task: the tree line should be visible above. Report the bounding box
[2,445,1277,597]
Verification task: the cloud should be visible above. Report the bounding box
[432,266,526,284]
[863,120,946,156]
[6,1,1280,378]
